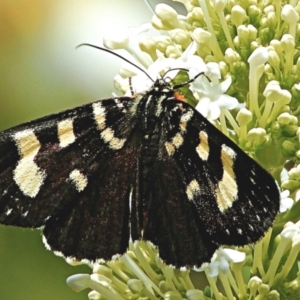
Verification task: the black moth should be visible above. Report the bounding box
[0,46,279,268]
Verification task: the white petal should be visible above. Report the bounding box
[219,248,246,263]
[181,41,197,61]
[218,256,230,272]
[207,102,221,120]
[191,74,211,94]
[280,197,294,212]
[149,56,176,74]
[208,261,220,277]
[218,76,232,93]
[206,62,221,81]
[185,56,206,72]
[195,96,211,117]
[217,94,239,109]
[280,189,290,199]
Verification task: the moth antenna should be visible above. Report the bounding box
[172,71,205,89]
[129,77,134,96]
[77,43,154,82]
[162,68,189,79]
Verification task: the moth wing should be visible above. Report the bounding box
[0,97,139,261]
[142,154,218,267]
[159,100,279,247]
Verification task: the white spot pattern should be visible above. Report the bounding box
[58,119,76,148]
[69,169,88,192]
[186,179,200,201]
[13,129,46,198]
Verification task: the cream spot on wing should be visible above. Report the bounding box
[164,133,184,156]
[186,179,200,201]
[179,121,187,132]
[165,141,175,156]
[13,129,46,198]
[179,110,193,132]
[69,169,88,192]
[100,128,125,150]
[181,110,194,123]
[196,131,209,161]
[216,145,238,212]
[93,102,106,130]
[58,119,76,148]
[172,133,184,148]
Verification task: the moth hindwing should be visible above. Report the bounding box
[0,77,280,267]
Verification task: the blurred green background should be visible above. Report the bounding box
[0,0,152,299]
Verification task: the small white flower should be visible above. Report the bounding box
[280,190,294,212]
[199,248,246,277]
[190,74,238,120]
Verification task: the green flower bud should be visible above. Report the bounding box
[192,28,212,45]
[282,140,297,157]
[248,4,262,24]
[277,112,298,125]
[264,5,275,14]
[246,128,269,149]
[139,36,157,61]
[270,39,282,56]
[282,125,298,137]
[170,29,191,49]
[154,36,172,54]
[236,108,252,126]
[295,150,300,159]
[231,5,246,27]
[248,276,262,294]
[284,274,300,294]
[187,7,204,25]
[224,48,241,65]
[166,45,181,58]
[159,281,171,294]
[164,291,182,300]
[281,4,299,38]
[88,290,101,300]
[267,46,280,70]
[266,11,277,28]
[248,24,258,41]
[127,279,143,293]
[155,4,177,22]
[258,283,270,296]
[267,290,280,300]
[281,179,300,191]
[237,25,250,45]
[281,34,295,52]
[288,165,300,180]
[186,289,205,300]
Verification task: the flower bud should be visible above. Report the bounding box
[236,108,252,126]
[231,5,246,27]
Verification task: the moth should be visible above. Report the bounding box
[0,45,280,268]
